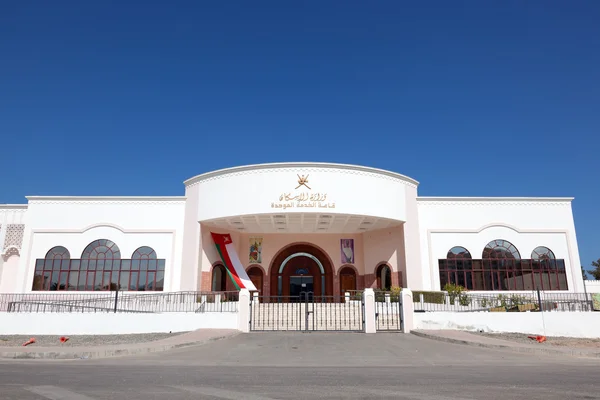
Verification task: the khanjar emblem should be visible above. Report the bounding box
[296,174,311,190]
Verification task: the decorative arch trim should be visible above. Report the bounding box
[246,264,266,275]
[267,241,335,277]
[338,264,359,275]
[375,261,393,272]
[1,246,20,261]
[279,252,325,274]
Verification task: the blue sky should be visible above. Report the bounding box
[1,1,598,272]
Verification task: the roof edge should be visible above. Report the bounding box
[26,196,186,202]
[0,204,29,209]
[184,162,419,187]
[417,196,574,202]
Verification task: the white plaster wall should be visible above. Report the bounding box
[416,199,584,292]
[15,198,186,293]
[414,311,600,338]
[0,256,20,293]
[187,164,415,222]
[0,312,237,335]
[585,281,600,293]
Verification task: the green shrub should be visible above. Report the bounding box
[412,290,445,304]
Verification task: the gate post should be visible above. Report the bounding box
[401,289,414,333]
[238,289,251,333]
[363,288,376,333]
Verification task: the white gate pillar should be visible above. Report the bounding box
[238,289,251,333]
[363,288,376,333]
[401,288,414,333]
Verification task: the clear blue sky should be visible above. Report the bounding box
[1,1,598,271]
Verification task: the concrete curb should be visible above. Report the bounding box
[0,332,239,360]
[411,330,600,359]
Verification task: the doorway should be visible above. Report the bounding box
[290,275,314,301]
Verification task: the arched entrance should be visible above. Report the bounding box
[269,243,334,300]
[247,266,264,293]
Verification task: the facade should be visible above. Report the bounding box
[0,162,587,296]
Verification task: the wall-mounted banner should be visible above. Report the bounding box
[249,237,262,263]
[211,232,257,291]
[341,239,354,264]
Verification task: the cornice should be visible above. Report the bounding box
[0,204,28,210]
[26,196,186,205]
[417,197,573,206]
[184,162,419,189]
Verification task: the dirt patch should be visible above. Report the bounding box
[472,332,600,348]
[0,332,187,347]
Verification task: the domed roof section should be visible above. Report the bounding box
[184,162,419,187]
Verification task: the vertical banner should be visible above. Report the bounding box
[249,237,263,263]
[341,239,354,264]
[211,232,257,291]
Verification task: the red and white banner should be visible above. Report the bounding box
[211,232,257,291]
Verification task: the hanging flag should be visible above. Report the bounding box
[211,232,257,291]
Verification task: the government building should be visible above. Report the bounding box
[0,162,586,296]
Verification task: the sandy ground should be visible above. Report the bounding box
[0,332,186,347]
[473,332,600,348]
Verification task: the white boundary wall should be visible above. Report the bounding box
[414,311,600,338]
[0,312,237,335]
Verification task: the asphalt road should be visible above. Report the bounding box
[1,332,599,399]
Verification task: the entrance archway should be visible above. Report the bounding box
[269,243,334,299]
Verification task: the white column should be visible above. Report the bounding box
[363,288,376,333]
[238,289,251,333]
[401,288,414,333]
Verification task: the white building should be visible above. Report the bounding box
[0,162,587,297]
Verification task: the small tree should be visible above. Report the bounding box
[582,266,588,280]
[589,259,600,280]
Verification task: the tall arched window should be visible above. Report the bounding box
[33,246,72,291]
[439,247,473,289]
[80,239,121,291]
[376,264,392,291]
[212,264,227,291]
[530,246,564,290]
[130,246,163,291]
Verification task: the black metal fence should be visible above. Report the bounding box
[413,290,596,313]
[375,293,403,331]
[0,291,239,313]
[250,292,364,332]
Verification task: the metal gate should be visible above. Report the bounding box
[375,292,403,331]
[250,292,364,332]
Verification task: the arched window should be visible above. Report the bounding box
[212,264,227,292]
[130,246,160,291]
[531,246,555,260]
[32,246,72,291]
[376,264,392,291]
[81,239,121,260]
[45,246,70,260]
[482,239,521,260]
[447,246,471,259]
[439,246,474,289]
[79,239,121,291]
[32,241,166,292]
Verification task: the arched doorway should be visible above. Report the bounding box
[339,266,357,294]
[269,243,334,300]
[211,264,227,291]
[376,263,392,291]
[247,266,264,293]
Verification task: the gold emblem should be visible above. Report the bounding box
[296,174,311,190]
